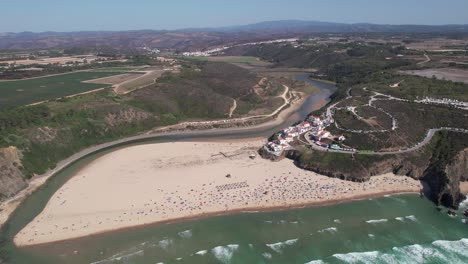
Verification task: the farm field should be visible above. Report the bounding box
[400,68,468,84]
[114,69,166,94]
[84,73,144,85]
[0,71,129,108]
[187,56,272,66]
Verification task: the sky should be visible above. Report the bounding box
[2,0,468,32]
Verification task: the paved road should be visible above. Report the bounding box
[306,128,468,155]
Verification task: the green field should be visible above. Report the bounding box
[0,71,128,108]
[186,56,271,66]
[88,67,147,72]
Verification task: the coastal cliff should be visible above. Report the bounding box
[0,147,27,202]
[284,131,468,209]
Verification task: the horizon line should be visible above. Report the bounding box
[1,19,468,34]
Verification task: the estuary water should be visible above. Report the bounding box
[1,77,467,263]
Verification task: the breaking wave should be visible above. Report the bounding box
[195,250,208,256]
[89,250,144,264]
[211,244,239,263]
[333,250,380,263]
[395,215,418,223]
[365,219,388,224]
[325,238,468,263]
[262,252,272,259]
[158,239,173,250]
[178,229,192,239]
[266,238,299,253]
[304,260,326,264]
[318,227,338,234]
[405,215,418,222]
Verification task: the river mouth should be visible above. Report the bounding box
[0,76,336,260]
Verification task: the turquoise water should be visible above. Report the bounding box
[3,195,468,263]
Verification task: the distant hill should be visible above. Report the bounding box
[219,20,468,33]
[0,20,467,51]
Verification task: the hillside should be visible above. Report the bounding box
[0,61,288,202]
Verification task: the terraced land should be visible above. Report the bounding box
[0,71,129,109]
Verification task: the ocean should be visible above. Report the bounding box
[2,194,467,263]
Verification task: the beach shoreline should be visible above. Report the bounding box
[14,140,422,247]
[19,190,418,248]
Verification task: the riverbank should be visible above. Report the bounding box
[14,139,422,246]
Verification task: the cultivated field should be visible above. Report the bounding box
[83,73,144,85]
[188,56,272,67]
[114,69,166,94]
[0,71,129,108]
[400,68,468,84]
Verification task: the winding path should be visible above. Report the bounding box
[228,99,237,117]
[417,53,431,65]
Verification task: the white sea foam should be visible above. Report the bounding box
[175,257,182,261]
[264,220,273,223]
[405,215,418,222]
[432,238,468,258]
[458,197,468,210]
[333,219,341,224]
[329,239,468,263]
[178,229,192,239]
[333,250,380,263]
[304,260,325,264]
[318,227,338,234]
[90,250,144,264]
[365,219,388,224]
[395,217,404,222]
[195,250,208,256]
[290,221,299,224]
[262,252,272,259]
[368,234,375,238]
[392,243,448,263]
[211,244,239,263]
[158,239,173,250]
[266,238,298,253]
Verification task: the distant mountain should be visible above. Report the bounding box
[217,20,468,33]
[0,20,467,51]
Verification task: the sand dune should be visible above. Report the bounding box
[14,139,421,246]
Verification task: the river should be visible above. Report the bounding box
[1,77,467,263]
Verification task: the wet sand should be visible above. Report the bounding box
[14,139,421,246]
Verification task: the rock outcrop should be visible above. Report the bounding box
[285,133,468,209]
[0,146,27,201]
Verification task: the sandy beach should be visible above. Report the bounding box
[14,139,422,246]
[461,182,468,195]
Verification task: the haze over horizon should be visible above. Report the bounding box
[1,0,468,33]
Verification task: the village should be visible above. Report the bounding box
[265,114,353,156]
